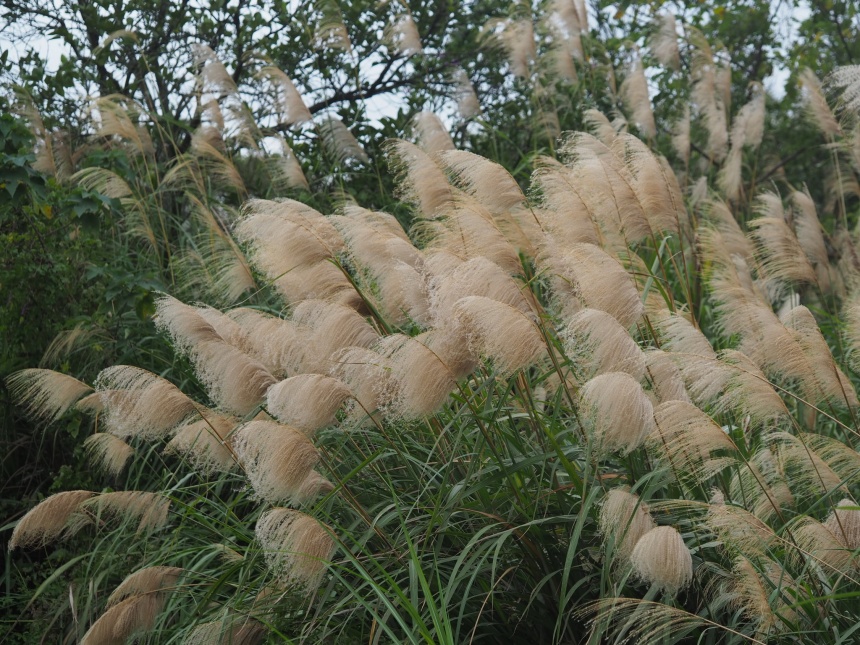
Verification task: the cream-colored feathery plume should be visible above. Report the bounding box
[644,350,690,404]
[314,0,352,53]
[718,138,744,202]
[729,557,796,636]
[824,498,860,550]
[235,200,356,306]
[599,488,656,563]
[558,133,652,245]
[707,503,776,558]
[540,242,643,327]
[739,83,766,149]
[6,369,93,424]
[727,447,794,523]
[749,193,817,286]
[630,525,693,595]
[773,432,845,497]
[329,346,390,422]
[92,366,199,439]
[781,305,859,407]
[84,434,133,477]
[651,400,739,483]
[82,491,171,533]
[650,310,716,358]
[794,517,855,575]
[266,374,352,435]
[483,17,536,78]
[268,135,309,191]
[718,350,789,423]
[548,0,584,60]
[580,372,654,454]
[318,116,369,164]
[153,294,223,350]
[804,434,860,486]
[700,198,754,260]
[428,198,522,274]
[651,13,680,70]
[428,256,534,327]
[563,308,645,381]
[296,471,335,504]
[291,299,380,368]
[800,68,841,139]
[791,189,832,289]
[386,139,454,218]
[828,65,860,114]
[233,420,321,504]
[546,35,579,83]
[9,490,94,550]
[190,131,247,195]
[258,66,312,126]
[195,304,249,348]
[91,96,155,159]
[671,106,690,165]
[452,296,546,376]
[166,412,238,473]
[412,112,454,154]
[437,151,532,235]
[452,68,481,119]
[689,28,728,161]
[530,159,601,247]
[227,309,312,378]
[256,508,334,589]
[583,109,618,145]
[193,44,237,95]
[185,618,267,645]
[107,566,183,607]
[377,330,472,419]
[81,593,165,645]
[332,207,423,268]
[613,134,689,234]
[620,54,656,139]
[386,13,423,56]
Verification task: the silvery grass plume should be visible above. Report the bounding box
[563,308,645,380]
[539,241,644,327]
[651,13,680,70]
[185,618,267,645]
[84,433,134,477]
[482,16,536,79]
[791,189,835,292]
[313,0,352,53]
[165,412,238,474]
[801,68,842,139]
[386,139,455,218]
[266,374,352,435]
[232,420,325,504]
[620,53,656,140]
[580,372,654,455]
[707,502,777,558]
[290,298,380,369]
[6,368,93,424]
[317,116,369,165]
[688,27,729,161]
[672,105,690,165]
[81,593,167,645]
[629,526,693,595]
[452,68,482,119]
[385,12,423,57]
[828,65,860,116]
[268,134,309,191]
[412,112,455,154]
[599,488,656,564]
[154,295,277,415]
[8,490,95,550]
[255,508,335,590]
[258,66,312,126]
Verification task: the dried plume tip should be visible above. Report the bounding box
[580,372,655,455]
[9,490,95,550]
[266,374,352,435]
[563,308,645,381]
[6,368,93,424]
[629,525,693,595]
[599,488,656,563]
[824,498,860,550]
[84,433,134,476]
[255,508,335,590]
[81,491,171,533]
[166,412,238,474]
[81,593,166,645]
[107,565,183,607]
[233,420,321,504]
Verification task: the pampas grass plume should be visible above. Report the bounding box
[266,374,352,435]
[255,508,334,590]
[599,488,656,562]
[84,433,134,476]
[630,525,693,595]
[6,368,93,424]
[580,372,655,454]
[107,566,183,607]
[9,490,95,549]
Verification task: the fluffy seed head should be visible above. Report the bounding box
[81,594,165,645]
[233,420,321,504]
[824,498,860,549]
[84,433,134,476]
[266,374,352,435]
[630,525,693,595]
[107,566,183,607]
[599,488,656,563]
[9,490,94,550]
[255,508,335,590]
[563,308,645,381]
[6,369,93,425]
[165,412,238,474]
[580,372,655,454]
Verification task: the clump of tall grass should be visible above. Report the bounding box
[8,7,860,644]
